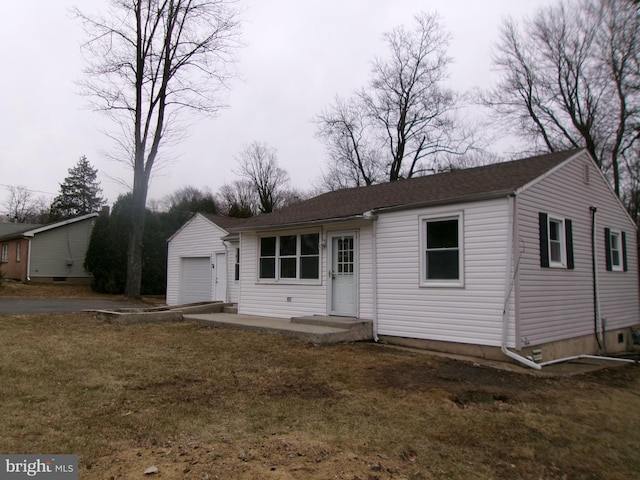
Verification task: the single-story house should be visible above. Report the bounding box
[228,149,639,363]
[0,213,98,284]
[166,213,247,305]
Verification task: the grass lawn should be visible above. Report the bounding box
[0,308,639,479]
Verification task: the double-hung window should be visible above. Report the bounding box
[539,213,574,269]
[420,213,463,286]
[259,233,320,281]
[0,244,7,263]
[605,228,627,272]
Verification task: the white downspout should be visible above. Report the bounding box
[26,238,32,282]
[501,195,542,370]
[370,214,379,342]
[591,207,604,352]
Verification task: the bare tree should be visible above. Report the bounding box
[236,142,290,213]
[217,180,257,218]
[74,0,241,297]
[480,0,640,197]
[2,186,49,223]
[315,96,384,187]
[316,11,474,185]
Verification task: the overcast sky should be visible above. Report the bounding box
[0,0,556,208]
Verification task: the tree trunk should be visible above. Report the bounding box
[124,178,149,298]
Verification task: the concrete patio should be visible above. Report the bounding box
[183,312,373,345]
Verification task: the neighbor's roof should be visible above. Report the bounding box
[0,223,43,241]
[0,213,99,242]
[232,149,585,231]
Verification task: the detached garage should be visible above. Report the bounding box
[166,214,246,305]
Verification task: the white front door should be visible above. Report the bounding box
[329,233,357,316]
[213,252,227,302]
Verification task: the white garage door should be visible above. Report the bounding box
[180,257,212,304]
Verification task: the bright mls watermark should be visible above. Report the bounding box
[0,455,78,479]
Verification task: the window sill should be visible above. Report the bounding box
[420,280,465,288]
[256,279,322,286]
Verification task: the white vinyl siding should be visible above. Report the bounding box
[516,151,638,347]
[238,222,374,319]
[376,199,514,347]
[166,214,237,305]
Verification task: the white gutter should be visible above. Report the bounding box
[501,194,543,370]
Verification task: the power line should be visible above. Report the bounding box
[0,184,57,196]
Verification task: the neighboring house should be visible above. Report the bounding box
[166,213,247,305]
[0,213,98,284]
[0,223,42,281]
[228,149,639,363]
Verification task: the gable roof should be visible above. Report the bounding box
[0,214,98,242]
[200,214,249,230]
[232,149,585,231]
[20,213,99,237]
[167,213,249,243]
[0,223,43,241]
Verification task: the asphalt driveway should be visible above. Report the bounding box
[0,298,148,315]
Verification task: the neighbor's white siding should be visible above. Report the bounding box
[166,214,237,305]
[516,151,639,347]
[238,221,374,319]
[375,198,515,347]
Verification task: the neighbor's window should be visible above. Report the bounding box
[605,228,627,272]
[259,233,320,281]
[421,214,463,286]
[539,213,574,269]
[234,248,240,281]
[16,242,21,262]
[0,244,7,263]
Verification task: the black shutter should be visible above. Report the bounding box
[539,212,549,268]
[622,231,628,272]
[604,228,612,271]
[565,219,574,269]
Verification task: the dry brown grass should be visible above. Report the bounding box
[0,312,639,479]
[0,281,105,298]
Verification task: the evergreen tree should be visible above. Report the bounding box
[50,156,105,220]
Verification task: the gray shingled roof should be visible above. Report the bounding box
[232,149,583,231]
[200,213,249,230]
[0,223,43,241]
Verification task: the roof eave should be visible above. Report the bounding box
[229,214,375,233]
[373,189,517,215]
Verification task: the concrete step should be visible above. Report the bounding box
[223,304,238,314]
[183,313,372,345]
[291,315,368,329]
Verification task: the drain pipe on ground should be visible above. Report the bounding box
[501,195,543,370]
